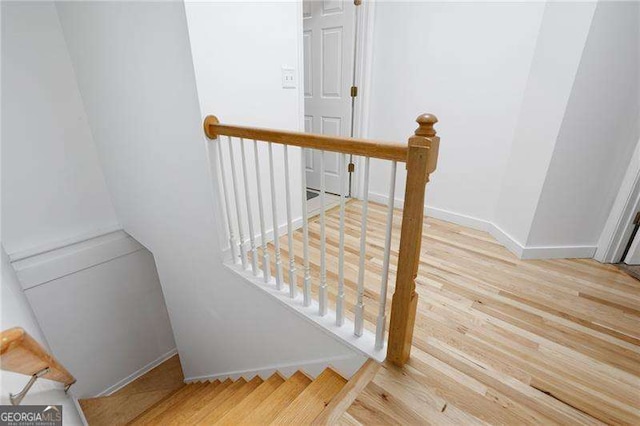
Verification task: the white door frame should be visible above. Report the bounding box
[349,0,376,199]
[297,0,375,199]
[595,138,640,263]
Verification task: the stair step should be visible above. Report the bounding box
[79,389,175,426]
[215,374,286,425]
[190,376,263,423]
[130,382,211,425]
[311,359,380,425]
[78,355,184,426]
[181,378,247,423]
[110,355,184,398]
[163,379,232,424]
[269,368,347,425]
[240,371,312,424]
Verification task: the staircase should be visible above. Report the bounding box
[79,355,379,425]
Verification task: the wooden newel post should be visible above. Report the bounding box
[387,113,440,366]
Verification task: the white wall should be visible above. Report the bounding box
[56,0,362,383]
[14,232,177,398]
[365,1,545,225]
[185,1,303,253]
[1,1,119,257]
[526,1,640,250]
[494,1,597,248]
[2,1,178,399]
[0,246,82,425]
[365,1,634,259]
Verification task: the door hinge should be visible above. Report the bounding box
[634,211,640,225]
[348,162,355,173]
[350,86,358,97]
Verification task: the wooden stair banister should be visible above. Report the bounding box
[0,327,76,387]
[203,112,440,367]
[204,115,408,162]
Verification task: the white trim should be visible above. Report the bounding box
[72,396,89,426]
[11,230,144,290]
[520,245,596,260]
[184,352,364,384]
[94,348,178,397]
[368,190,596,260]
[225,262,386,363]
[595,138,640,263]
[8,224,122,263]
[368,190,491,232]
[223,216,304,260]
[487,223,525,258]
[295,0,305,132]
[349,0,375,200]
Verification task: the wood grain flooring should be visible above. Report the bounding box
[264,199,640,425]
[79,355,184,425]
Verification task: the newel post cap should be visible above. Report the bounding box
[414,113,438,137]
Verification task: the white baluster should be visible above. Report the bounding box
[355,157,370,336]
[300,148,312,306]
[336,153,347,326]
[268,142,284,288]
[216,139,238,264]
[240,138,258,275]
[228,136,248,269]
[319,150,328,316]
[283,146,297,298]
[254,141,270,283]
[375,161,397,349]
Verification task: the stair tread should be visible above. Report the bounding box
[80,389,175,426]
[311,359,380,426]
[240,371,312,424]
[79,355,184,426]
[130,382,212,425]
[269,368,347,425]
[215,374,286,425]
[111,355,183,398]
[190,376,264,423]
[180,378,247,424]
[163,379,233,424]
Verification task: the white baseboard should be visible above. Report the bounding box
[487,223,525,258]
[94,348,178,397]
[184,352,364,384]
[368,191,595,260]
[72,396,89,426]
[222,216,304,260]
[519,245,597,260]
[424,206,492,233]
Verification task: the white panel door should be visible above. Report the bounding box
[303,0,355,194]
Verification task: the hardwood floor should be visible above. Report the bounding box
[267,200,640,425]
[79,355,184,425]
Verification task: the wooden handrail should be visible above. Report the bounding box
[203,116,408,162]
[0,327,75,386]
[203,112,440,367]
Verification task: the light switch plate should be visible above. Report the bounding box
[282,67,296,89]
